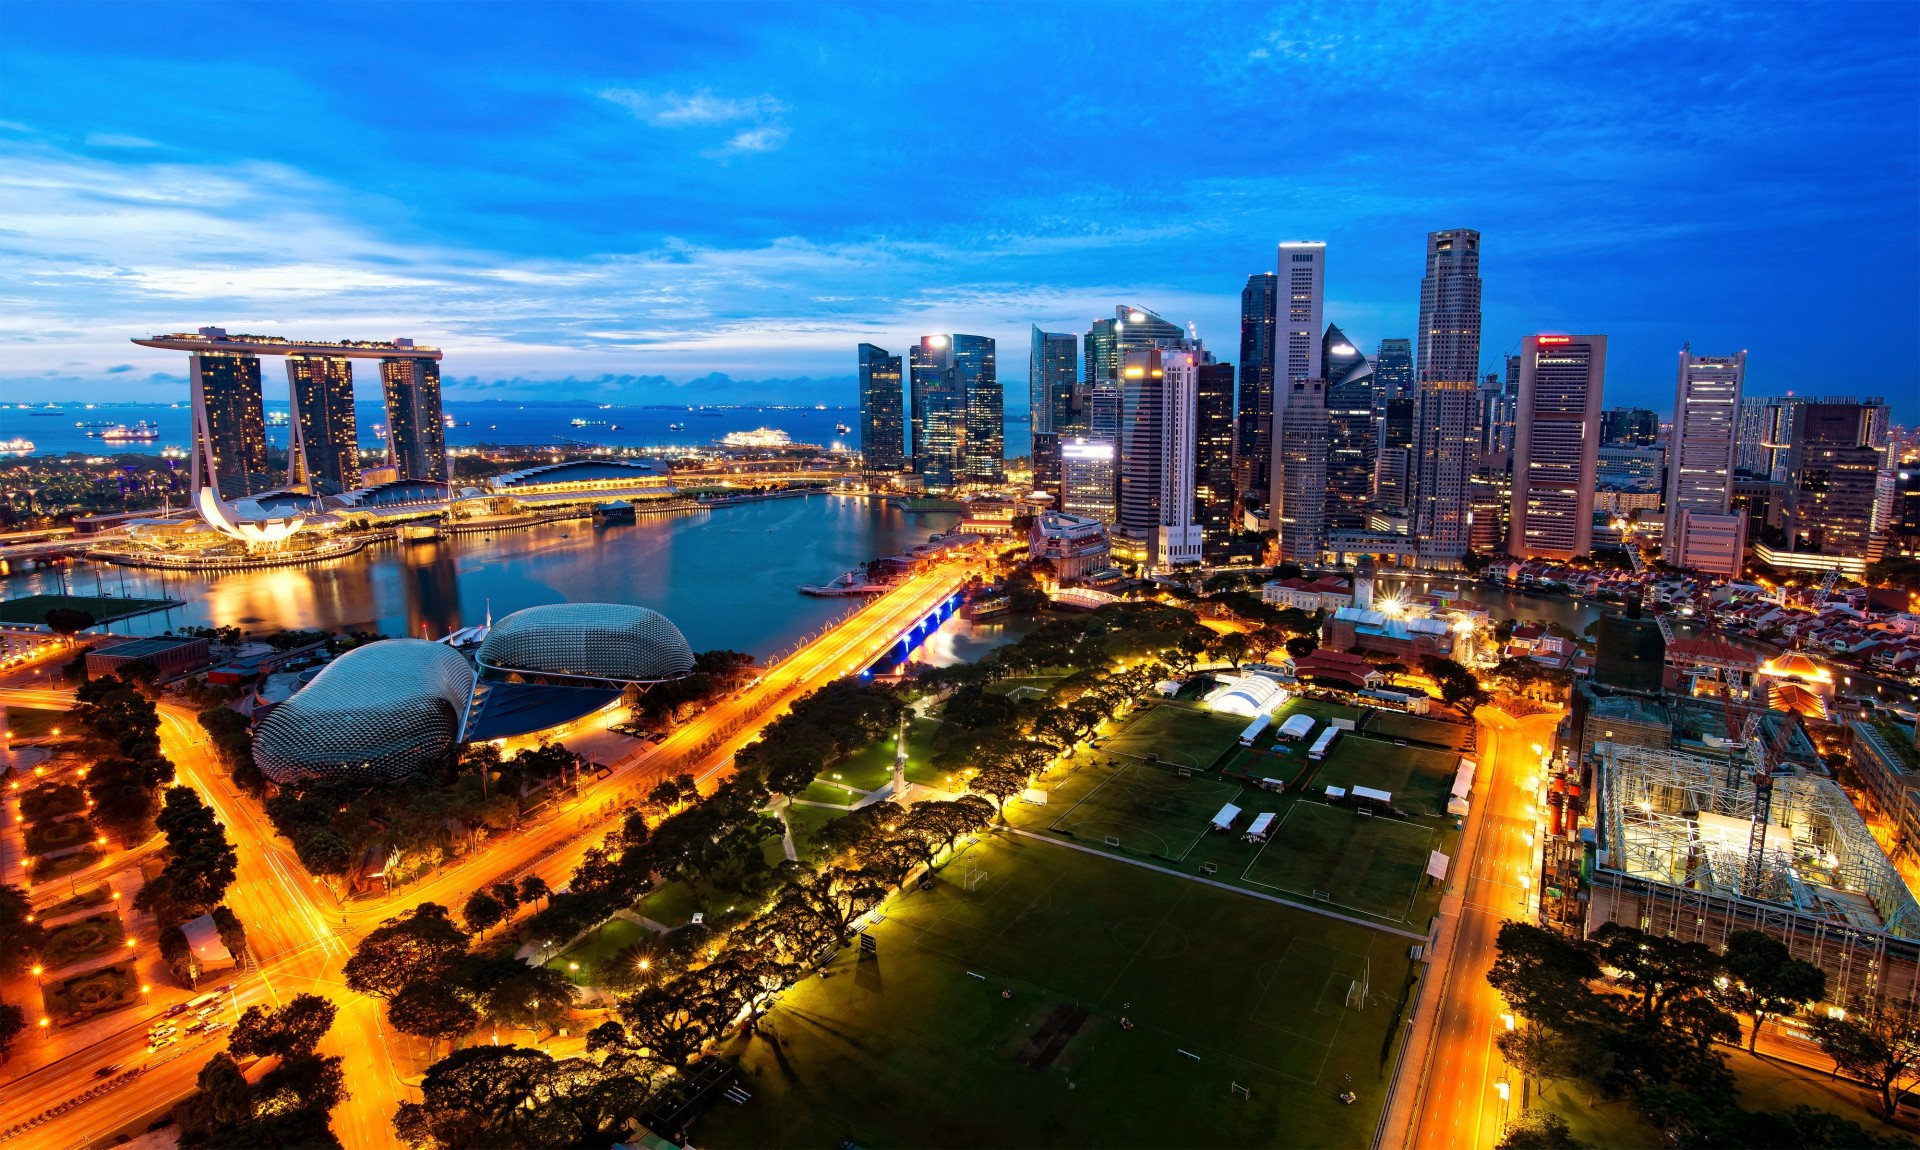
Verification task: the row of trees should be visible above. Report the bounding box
[1491,921,1909,1148]
[71,670,176,844]
[142,785,243,985]
[174,994,345,1148]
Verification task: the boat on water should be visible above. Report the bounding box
[75,420,115,428]
[722,427,793,449]
[835,423,851,434]
[0,437,34,453]
[668,422,687,431]
[98,421,161,442]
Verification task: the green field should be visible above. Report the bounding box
[547,916,649,986]
[1274,697,1363,728]
[782,803,845,863]
[1358,709,1474,751]
[1220,745,1308,788]
[699,834,1411,1149]
[1311,736,1460,818]
[0,593,174,627]
[1242,804,1436,922]
[1050,762,1244,860]
[1100,703,1246,770]
[822,717,947,793]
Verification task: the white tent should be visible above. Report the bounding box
[1210,803,1242,831]
[1243,812,1276,842]
[1277,713,1316,740]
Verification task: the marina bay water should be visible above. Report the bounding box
[0,495,999,660]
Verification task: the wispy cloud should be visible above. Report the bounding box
[599,86,789,155]
[83,132,159,149]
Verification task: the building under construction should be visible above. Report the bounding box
[1587,741,1920,1011]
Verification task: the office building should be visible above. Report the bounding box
[1597,446,1665,489]
[1060,439,1117,525]
[1477,372,1515,456]
[956,334,1002,484]
[1195,361,1237,558]
[1029,327,1077,436]
[1373,397,1416,514]
[1234,273,1279,506]
[1469,453,1512,552]
[1372,337,1413,410]
[1271,377,1329,564]
[1413,228,1482,565]
[1509,334,1606,560]
[1780,399,1888,564]
[1662,348,1746,575]
[1029,511,1111,581]
[1086,305,1182,445]
[1601,407,1659,447]
[857,343,906,474]
[910,336,963,489]
[1277,242,1326,388]
[380,353,447,483]
[1324,324,1374,529]
[1117,347,1203,570]
[188,350,270,499]
[286,355,359,495]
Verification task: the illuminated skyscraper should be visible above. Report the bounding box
[1060,438,1116,524]
[1029,327,1076,491]
[1271,376,1328,564]
[1323,324,1374,529]
[1277,242,1325,387]
[957,334,1002,484]
[1116,347,1202,570]
[857,343,905,474]
[1783,399,1889,562]
[1234,273,1279,505]
[1371,337,1412,410]
[1662,348,1746,575]
[1509,334,1606,560]
[1086,305,1181,444]
[910,336,961,489]
[1373,396,1416,512]
[1413,228,1482,565]
[380,352,447,483]
[1195,361,1237,557]
[189,348,270,498]
[287,355,359,495]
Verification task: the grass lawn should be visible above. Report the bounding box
[546,917,649,986]
[4,706,69,738]
[1220,745,1308,788]
[24,817,98,857]
[0,593,174,627]
[799,779,864,807]
[43,960,139,1024]
[826,717,945,793]
[783,804,846,863]
[637,881,703,929]
[1049,761,1244,860]
[1311,737,1460,818]
[1275,698,1363,728]
[1241,804,1435,922]
[1101,702,1247,771]
[1358,709,1474,751]
[41,911,125,970]
[699,833,1413,1150]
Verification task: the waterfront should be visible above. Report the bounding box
[0,495,963,658]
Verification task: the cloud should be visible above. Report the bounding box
[712,124,789,155]
[83,132,160,149]
[600,86,789,155]
[105,363,133,373]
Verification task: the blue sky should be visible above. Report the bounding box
[2,1,1916,418]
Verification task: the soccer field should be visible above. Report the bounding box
[1241,803,1436,922]
[1050,761,1243,860]
[698,834,1410,1150]
[1100,702,1246,770]
[1313,736,1459,817]
[1359,709,1475,751]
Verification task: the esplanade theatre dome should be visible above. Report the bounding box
[253,639,475,785]
[477,603,696,684]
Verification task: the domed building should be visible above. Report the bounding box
[477,603,695,684]
[253,639,475,785]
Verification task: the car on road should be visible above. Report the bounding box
[145,1036,176,1054]
[93,1064,120,1078]
[185,1020,208,1034]
[163,1003,188,1017]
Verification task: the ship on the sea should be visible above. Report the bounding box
[0,437,35,453]
[721,427,793,449]
[97,421,161,442]
[835,422,851,435]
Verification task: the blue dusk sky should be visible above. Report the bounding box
[2,1,1916,418]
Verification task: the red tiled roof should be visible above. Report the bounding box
[1666,637,1759,666]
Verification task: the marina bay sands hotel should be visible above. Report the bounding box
[132,327,447,498]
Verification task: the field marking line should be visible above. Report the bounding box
[1095,884,1190,1004]
[1003,828,1427,941]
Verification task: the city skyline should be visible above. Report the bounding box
[1,4,1916,419]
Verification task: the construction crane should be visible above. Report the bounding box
[1740,704,1803,896]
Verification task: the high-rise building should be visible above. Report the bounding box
[857,344,906,474]
[1373,396,1416,513]
[1601,407,1660,447]
[1509,334,1607,560]
[1086,305,1182,444]
[189,349,270,498]
[1477,372,1516,456]
[1116,347,1202,570]
[1662,348,1746,575]
[1372,338,1412,411]
[1413,228,1482,565]
[1271,377,1328,564]
[955,334,1002,484]
[1060,438,1117,525]
[1469,453,1512,553]
[380,354,447,483]
[910,336,962,489]
[1195,361,1237,558]
[1783,399,1889,562]
[286,355,358,495]
[1323,324,1374,529]
[1277,242,1325,388]
[1234,273,1279,506]
[1029,326,1077,436]
[1892,466,1920,555]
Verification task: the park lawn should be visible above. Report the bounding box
[1359,709,1474,751]
[637,881,702,929]
[799,779,864,807]
[1220,745,1307,788]
[0,593,173,626]
[1100,702,1246,771]
[699,833,1412,1150]
[1240,804,1437,923]
[547,916,649,986]
[782,803,845,863]
[5,706,69,738]
[1312,736,1460,819]
[826,717,943,793]
[1049,761,1245,861]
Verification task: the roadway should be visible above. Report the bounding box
[1404,706,1563,1150]
[1,558,973,1148]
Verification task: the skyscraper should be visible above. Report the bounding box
[189,349,270,498]
[1271,377,1329,564]
[1086,305,1182,444]
[1372,338,1412,411]
[1116,347,1202,570]
[1061,439,1117,525]
[956,334,1002,484]
[287,355,358,495]
[1783,399,1888,562]
[1323,324,1374,529]
[1373,396,1416,513]
[1195,361,1237,557]
[857,343,906,474]
[1509,334,1606,560]
[1476,372,1515,456]
[1662,348,1746,575]
[1601,407,1660,447]
[910,336,962,489]
[380,353,447,483]
[1277,242,1325,388]
[1029,326,1077,436]
[1234,273,1278,506]
[1412,228,1482,565]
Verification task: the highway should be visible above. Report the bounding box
[1,558,974,1148]
[1406,706,1563,1150]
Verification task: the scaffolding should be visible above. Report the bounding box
[1591,741,1920,1010]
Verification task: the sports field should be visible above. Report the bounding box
[1219,745,1309,789]
[1049,761,1243,860]
[699,834,1410,1149]
[1100,702,1245,770]
[0,593,175,626]
[1241,803,1436,922]
[1312,736,1459,818]
[1359,709,1474,751]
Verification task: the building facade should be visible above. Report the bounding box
[1372,337,1413,411]
[1117,347,1202,570]
[1195,361,1237,558]
[1234,273,1279,507]
[1277,242,1326,390]
[1662,348,1746,574]
[286,355,358,495]
[956,334,1002,484]
[1412,228,1482,566]
[380,355,447,483]
[910,336,963,489]
[1509,334,1606,560]
[1601,407,1659,447]
[189,350,270,499]
[1324,323,1375,530]
[1060,438,1117,524]
[1029,511,1111,581]
[1271,377,1329,565]
[857,343,906,474]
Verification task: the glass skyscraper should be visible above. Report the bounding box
[1412,228,1483,565]
[910,336,961,489]
[857,343,906,474]
[380,356,447,483]
[1234,273,1278,507]
[1323,324,1374,529]
[1371,337,1412,411]
[1029,326,1077,436]
[189,351,270,498]
[1195,361,1237,557]
[956,334,1002,484]
[287,355,359,495]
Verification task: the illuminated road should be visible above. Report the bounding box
[2,558,973,1148]
[1404,706,1563,1150]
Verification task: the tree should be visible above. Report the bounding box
[344,903,470,999]
[1496,1027,1581,1090]
[1496,1110,1585,1149]
[1718,930,1826,1051]
[174,1053,255,1142]
[1421,654,1488,713]
[228,994,337,1061]
[0,885,44,976]
[475,965,577,1037]
[389,979,481,1057]
[394,1044,552,1148]
[489,880,522,917]
[517,874,551,909]
[1217,630,1250,669]
[461,889,505,934]
[1284,635,1318,659]
[1592,923,1723,1024]
[43,607,95,643]
[1811,1006,1920,1119]
[1487,922,1601,1024]
[135,786,239,923]
[967,762,1030,818]
[0,1002,25,1061]
[618,974,736,1070]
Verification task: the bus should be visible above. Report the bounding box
[186,991,224,1015]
